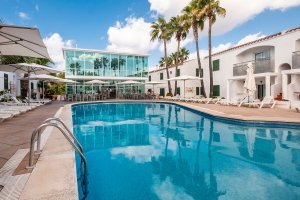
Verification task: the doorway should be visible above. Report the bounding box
[257,84,265,100]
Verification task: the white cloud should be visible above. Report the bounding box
[148,0,190,20]
[152,177,194,200]
[43,33,75,70]
[106,17,158,54]
[236,32,266,46]
[35,5,39,11]
[18,12,29,20]
[148,0,300,35]
[208,0,300,36]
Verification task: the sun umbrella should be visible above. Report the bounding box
[0,63,61,104]
[244,62,256,102]
[85,80,109,93]
[0,24,51,59]
[145,81,164,93]
[116,80,143,94]
[167,75,203,98]
[56,79,78,84]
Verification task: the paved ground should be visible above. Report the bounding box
[186,102,300,121]
[0,101,66,169]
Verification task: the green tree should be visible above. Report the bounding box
[47,73,66,95]
[183,0,207,97]
[151,17,172,95]
[178,47,189,64]
[201,0,226,97]
[169,15,189,95]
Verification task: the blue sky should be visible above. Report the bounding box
[1,0,300,69]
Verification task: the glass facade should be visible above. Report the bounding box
[64,49,148,78]
[64,49,149,94]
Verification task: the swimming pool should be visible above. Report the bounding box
[72,102,300,200]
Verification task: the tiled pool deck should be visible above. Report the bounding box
[0,100,299,199]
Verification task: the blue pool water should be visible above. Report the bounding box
[72,102,300,200]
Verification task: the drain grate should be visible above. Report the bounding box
[0,185,3,192]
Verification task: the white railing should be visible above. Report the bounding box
[292,51,300,69]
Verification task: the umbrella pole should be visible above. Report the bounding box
[42,81,45,100]
[184,80,186,99]
[27,74,30,106]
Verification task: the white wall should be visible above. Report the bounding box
[150,28,300,100]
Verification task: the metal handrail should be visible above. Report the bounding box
[36,117,83,153]
[26,122,87,185]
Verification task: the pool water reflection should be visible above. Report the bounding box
[72,103,300,200]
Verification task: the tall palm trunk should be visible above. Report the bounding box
[174,39,181,96]
[164,39,172,95]
[208,17,213,97]
[193,25,207,97]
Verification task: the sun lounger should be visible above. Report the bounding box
[170,96,180,101]
[241,96,277,109]
[227,96,244,106]
[0,106,24,116]
[0,113,13,122]
[25,97,50,104]
[207,97,222,104]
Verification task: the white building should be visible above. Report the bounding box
[149,26,300,105]
[0,71,39,98]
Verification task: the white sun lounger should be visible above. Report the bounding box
[25,97,50,104]
[241,96,277,109]
[227,96,244,106]
[0,113,13,122]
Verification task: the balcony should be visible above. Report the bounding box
[233,59,275,76]
[292,51,300,69]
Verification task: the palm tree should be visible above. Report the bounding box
[178,47,189,64]
[151,17,172,95]
[202,0,226,97]
[183,0,207,97]
[169,15,189,95]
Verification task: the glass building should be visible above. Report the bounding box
[63,48,149,94]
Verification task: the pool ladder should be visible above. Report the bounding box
[26,117,87,187]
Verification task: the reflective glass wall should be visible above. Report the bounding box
[64,49,148,78]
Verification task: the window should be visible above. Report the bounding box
[213,59,220,71]
[160,88,165,96]
[149,75,151,81]
[255,51,270,61]
[196,87,204,96]
[160,73,164,80]
[176,87,180,95]
[213,85,220,96]
[196,87,200,95]
[196,68,203,77]
[176,69,180,76]
[4,74,8,90]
